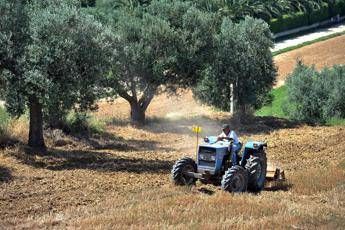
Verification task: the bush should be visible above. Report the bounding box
[335,0,345,16]
[285,63,345,123]
[0,106,10,136]
[81,0,96,7]
[308,2,329,24]
[65,112,105,136]
[269,0,345,34]
[269,12,308,33]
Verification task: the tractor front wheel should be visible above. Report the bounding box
[221,166,248,193]
[171,157,197,186]
[246,152,267,192]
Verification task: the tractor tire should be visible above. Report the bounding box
[171,157,197,186]
[245,152,267,192]
[221,166,248,193]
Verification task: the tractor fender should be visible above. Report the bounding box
[244,141,267,151]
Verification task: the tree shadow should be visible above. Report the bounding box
[46,128,174,152]
[10,147,173,174]
[236,116,301,135]
[0,166,13,183]
[0,136,20,149]
[197,187,216,195]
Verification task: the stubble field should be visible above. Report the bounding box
[1,37,345,229]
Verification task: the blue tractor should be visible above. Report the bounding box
[171,137,268,192]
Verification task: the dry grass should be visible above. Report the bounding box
[1,93,344,229]
[1,40,345,229]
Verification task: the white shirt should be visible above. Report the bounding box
[218,130,239,144]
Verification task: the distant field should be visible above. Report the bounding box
[274,35,345,87]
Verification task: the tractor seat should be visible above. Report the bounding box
[228,142,242,155]
[235,142,243,155]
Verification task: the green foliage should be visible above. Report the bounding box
[103,1,219,124]
[285,63,345,123]
[65,112,105,135]
[335,0,345,16]
[255,86,288,118]
[269,11,308,33]
[81,0,96,7]
[0,106,10,135]
[2,0,111,117]
[308,2,329,24]
[326,118,345,126]
[0,0,112,146]
[194,17,276,113]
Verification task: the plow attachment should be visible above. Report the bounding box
[265,163,286,188]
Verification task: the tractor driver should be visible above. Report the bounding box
[218,124,242,166]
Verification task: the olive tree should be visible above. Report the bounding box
[285,62,345,123]
[108,1,218,125]
[194,17,277,115]
[0,0,111,149]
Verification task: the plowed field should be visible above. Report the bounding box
[274,35,345,87]
[1,38,345,229]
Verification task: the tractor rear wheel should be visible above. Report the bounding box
[171,157,197,186]
[221,166,248,193]
[246,152,267,192]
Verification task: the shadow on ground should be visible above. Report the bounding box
[9,147,173,174]
[0,166,13,183]
[46,129,174,152]
[264,182,292,192]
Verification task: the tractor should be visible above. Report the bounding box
[171,136,285,192]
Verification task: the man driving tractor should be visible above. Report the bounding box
[205,124,250,167]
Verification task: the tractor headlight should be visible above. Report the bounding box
[199,153,216,162]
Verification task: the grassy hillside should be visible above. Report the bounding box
[255,86,345,126]
[256,86,288,118]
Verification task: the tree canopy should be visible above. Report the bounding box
[194,16,276,115]
[104,0,219,124]
[0,0,111,148]
[285,62,345,123]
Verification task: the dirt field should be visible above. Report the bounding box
[1,92,345,229]
[1,38,345,229]
[274,35,345,87]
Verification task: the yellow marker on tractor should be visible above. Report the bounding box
[192,125,202,159]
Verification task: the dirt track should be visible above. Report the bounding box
[274,35,345,87]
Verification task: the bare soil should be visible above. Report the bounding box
[274,35,345,87]
[1,92,345,229]
[1,38,345,229]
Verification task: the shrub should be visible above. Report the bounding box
[81,0,96,7]
[65,112,105,136]
[335,0,345,16]
[269,11,308,33]
[308,2,329,24]
[285,62,345,123]
[0,107,10,136]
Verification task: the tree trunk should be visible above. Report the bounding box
[28,96,46,150]
[130,101,146,125]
